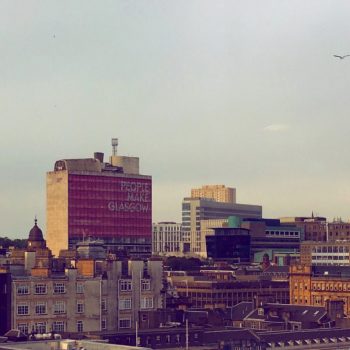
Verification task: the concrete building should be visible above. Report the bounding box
[168,272,289,309]
[300,241,350,266]
[152,222,182,255]
[46,139,152,257]
[191,184,236,204]
[182,196,262,254]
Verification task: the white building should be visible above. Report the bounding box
[152,222,183,255]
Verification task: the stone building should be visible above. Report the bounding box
[1,221,164,336]
[280,216,327,242]
[290,264,350,315]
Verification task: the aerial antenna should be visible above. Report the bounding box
[111,138,118,156]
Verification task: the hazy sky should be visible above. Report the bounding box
[2,1,350,238]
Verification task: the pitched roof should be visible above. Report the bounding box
[225,302,254,321]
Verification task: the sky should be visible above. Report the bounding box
[2,1,350,238]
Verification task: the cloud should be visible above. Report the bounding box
[263,124,290,132]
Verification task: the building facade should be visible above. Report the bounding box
[0,272,11,336]
[191,185,236,204]
[328,219,350,241]
[182,197,262,255]
[300,241,350,266]
[47,141,152,257]
[290,264,350,315]
[205,227,251,263]
[152,222,182,255]
[169,275,289,309]
[280,216,327,242]
[1,221,164,336]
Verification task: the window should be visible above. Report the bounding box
[101,298,107,311]
[76,283,84,294]
[141,297,153,309]
[119,280,132,291]
[17,285,29,295]
[53,301,66,314]
[34,284,47,295]
[77,320,83,333]
[17,323,29,334]
[101,318,107,330]
[119,298,132,310]
[35,322,46,334]
[17,304,29,315]
[141,279,151,291]
[53,283,65,294]
[35,303,47,315]
[52,321,65,333]
[119,318,131,329]
[77,301,84,313]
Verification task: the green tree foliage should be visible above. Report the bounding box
[0,237,27,249]
[165,256,202,271]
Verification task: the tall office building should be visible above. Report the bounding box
[46,139,152,257]
[191,184,236,203]
[182,189,262,254]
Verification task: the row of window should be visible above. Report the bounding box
[312,246,350,253]
[312,255,349,261]
[119,297,153,310]
[119,279,150,292]
[16,319,107,334]
[17,300,87,316]
[266,231,300,237]
[312,283,350,292]
[17,283,84,295]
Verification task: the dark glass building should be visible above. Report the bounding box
[206,227,251,263]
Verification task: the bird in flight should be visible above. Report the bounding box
[333,54,350,59]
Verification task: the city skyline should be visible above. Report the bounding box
[2,1,350,237]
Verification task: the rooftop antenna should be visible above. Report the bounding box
[111,138,118,156]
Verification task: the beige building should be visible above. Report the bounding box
[2,222,164,335]
[191,185,236,204]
